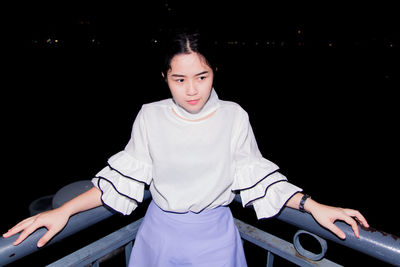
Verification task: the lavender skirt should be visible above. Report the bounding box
[128,201,247,267]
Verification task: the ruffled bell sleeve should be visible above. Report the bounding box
[232,111,302,219]
[92,108,153,215]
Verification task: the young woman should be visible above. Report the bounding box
[3,29,368,267]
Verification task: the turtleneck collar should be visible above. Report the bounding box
[171,88,220,122]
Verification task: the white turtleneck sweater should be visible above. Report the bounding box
[92,89,302,219]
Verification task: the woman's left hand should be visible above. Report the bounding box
[308,202,369,239]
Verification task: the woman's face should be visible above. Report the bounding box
[166,52,214,114]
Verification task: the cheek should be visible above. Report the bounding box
[204,73,214,88]
[201,79,214,93]
[167,80,177,93]
[168,83,183,101]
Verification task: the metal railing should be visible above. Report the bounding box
[1,181,399,266]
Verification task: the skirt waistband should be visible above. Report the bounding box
[149,201,231,224]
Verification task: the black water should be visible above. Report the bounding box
[2,44,399,266]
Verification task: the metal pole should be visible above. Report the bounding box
[275,207,400,266]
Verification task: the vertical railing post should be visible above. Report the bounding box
[266,251,274,267]
[125,241,133,266]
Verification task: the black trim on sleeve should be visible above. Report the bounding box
[107,163,151,185]
[96,179,125,216]
[258,190,303,220]
[95,176,144,204]
[231,169,280,192]
[242,179,288,207]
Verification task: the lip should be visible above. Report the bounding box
[187,99,200,105]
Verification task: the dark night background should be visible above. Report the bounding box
[2,1,399,266]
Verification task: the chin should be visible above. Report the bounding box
[181,101,204,114]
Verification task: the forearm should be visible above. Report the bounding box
[285,192,319,213]
[3,187,104,247]
[58,187,103,217]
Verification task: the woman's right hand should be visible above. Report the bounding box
[3,187,102,248]
[3,207,69,247]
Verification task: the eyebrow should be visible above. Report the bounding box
[170,71,209,77]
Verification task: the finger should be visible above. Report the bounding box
[326,222,346,239]
[11,216,36,229]
[13,222,42,246]
[3,217,35,238]
[345,209,369,228]
[37,228,58,247]
[342,215,360,238]
[2,230,15,238]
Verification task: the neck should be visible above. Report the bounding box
[171,88,220,122]
[172,108,217,122]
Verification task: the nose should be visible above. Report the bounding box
[186,80,198,96]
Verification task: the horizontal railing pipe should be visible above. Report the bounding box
[0,182,151,266]
[1,185,399,266]
[275,206,400,266]
[47,218,144,267]
[0,206,115,266]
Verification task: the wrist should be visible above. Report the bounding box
[58,202,76,217]
[299,194,311,212]
[304,198,319,214]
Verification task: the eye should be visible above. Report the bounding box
[175,78,184,83]
[198,76,207,81]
